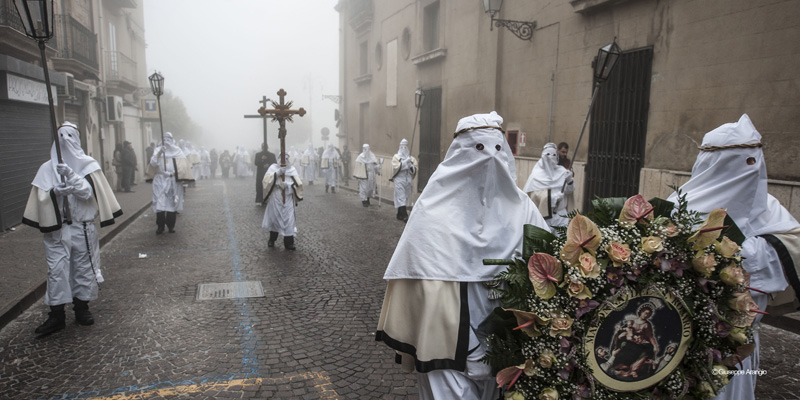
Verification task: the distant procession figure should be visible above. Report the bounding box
[234,146,252,178]
[262,157,303,250]
[219,150,232,178]
[321,143,340,193]
[522,142,575,228]
[390,138,417,222]
[186,142,201,186]
[22,122,122,336]
[209,148,218,178]
[341,144,351,185]
[150,132,193,234]
[199,147,211,179]
[301,143,318,185]
[288,146,301,170]
[353,144,379,207]
[254,143,277,204]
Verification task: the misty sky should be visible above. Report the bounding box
[144,0,340,152]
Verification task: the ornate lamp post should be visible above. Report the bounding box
[408,88,426,153]
[566,39,622,187]
[482,0,536,41]
[13,0,61,160]
[148,71,166,166]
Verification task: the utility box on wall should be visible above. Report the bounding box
[106,95,123,122]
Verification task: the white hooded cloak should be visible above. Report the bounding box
[391,138,418,208]
[667,114,800,400]
[354,144,378,201]
[523,143,574,227]
[376,112,548,393]
[261,162,303,236]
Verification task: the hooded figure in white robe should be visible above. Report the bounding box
[262,158,303,250]
[199,147,211,179]
[234,146,252,177]
[321,144,340,193]
[301,143,318,184]
[390,138,418,221]
[353,144,379,207]
[288,146,301,170]
[376,112,549,400]
[522,143,575,228]
[666,114,800,400]
[150,132,193,234]
[23,122,122,336]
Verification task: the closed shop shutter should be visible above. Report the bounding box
[0,101,53,231]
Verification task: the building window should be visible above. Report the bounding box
[423,1,439,51]
[359,41,368,75]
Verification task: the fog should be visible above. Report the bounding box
[144,0,340,154]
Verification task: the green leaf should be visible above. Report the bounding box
[649,197,675,219]
[588,197,626,226]
[523,224,557,258]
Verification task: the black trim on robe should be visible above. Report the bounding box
[762,234,800,302]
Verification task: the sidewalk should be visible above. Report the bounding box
[0,185,152,331]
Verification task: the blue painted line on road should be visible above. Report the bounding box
[221,181,260,377]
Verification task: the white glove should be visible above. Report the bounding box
[53,182,74,197]
[56,163,74,178]
[552,192,564,207]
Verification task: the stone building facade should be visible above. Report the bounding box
[335,0,800,220]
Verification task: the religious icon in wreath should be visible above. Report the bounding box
[584,288,692,392]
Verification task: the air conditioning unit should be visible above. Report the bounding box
[57,73,75,99]
[106,95,124,122]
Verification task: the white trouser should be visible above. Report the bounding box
[43,222,100,306]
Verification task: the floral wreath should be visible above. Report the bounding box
[481,193,762,400]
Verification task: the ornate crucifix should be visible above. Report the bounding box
[260,88,306,202]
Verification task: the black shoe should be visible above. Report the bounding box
[284,236,296,250]
[362,200,369,207]
[73,298,94,326]
[156,228,164,235]
[35,305,65,336]
[331,187,336,193]
[285,245,296,250]
[325,185,329,193]
[168,229,176,233]
[268,240,275,247]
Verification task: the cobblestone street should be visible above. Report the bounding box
[0,177,798,399]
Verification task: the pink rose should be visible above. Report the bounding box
[605,242,631,266]
[578,252,600,279]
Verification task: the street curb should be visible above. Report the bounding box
[762,314,800,335]
[0,201,152,332]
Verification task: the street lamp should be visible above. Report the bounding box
[567,38,623,183]
[148,71,166,167]
[482,0,536,41]
[14,0,73,221]
[409,88,426,153]
[13,0,60,160]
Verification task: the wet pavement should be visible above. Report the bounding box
[0,177,797,399]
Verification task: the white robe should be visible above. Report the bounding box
[321,147,340,188]
[199,150,211,178]
[391,154,417,208]
[355,162,377,201]
[150,153,189,213]
[261,165,303,236]
[301,148,318,183]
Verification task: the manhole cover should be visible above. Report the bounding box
[196,281,265,300]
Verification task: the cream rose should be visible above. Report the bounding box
[567,281,592,299]
[728,327,747,344]
[578,252,600,278]
[641,236,664,254]
[537,349,557,369]
[692,253,717,277]
[719,263,747,286]
[549,314,573,337]
[539,387,559,400]
[728,291,758,313]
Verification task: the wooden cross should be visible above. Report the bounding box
[260,88,306,202]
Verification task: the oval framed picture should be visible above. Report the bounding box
[584,287,692,392]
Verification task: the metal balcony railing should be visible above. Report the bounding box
[105,50,137,87]
[54,14,98,70]
[0,0,29,35]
